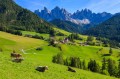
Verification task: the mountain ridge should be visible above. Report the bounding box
[84,14,120,43]
[34,7,113,25]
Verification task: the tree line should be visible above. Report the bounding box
[52,53,120,78]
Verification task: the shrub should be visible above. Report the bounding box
[36,47,43,51]
[24,34,32,37]
[87,36,94,42]
[87,41,95,46]
[52,53,64,64]
[56,32,65,36]
[0,48,3,52]
[6,29,22,36]
[102,70,110,76]
[32,34,44,40]
[68,33,83,42]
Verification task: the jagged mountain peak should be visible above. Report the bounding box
[82,8,92,12]
[54,6,61,10]
[43,7,48,10]
[52,6,70,14]
[34,6,112,25]
[74,9,92,13]
[41,7,50,14]
[35,6,71,21]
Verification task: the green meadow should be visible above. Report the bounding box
[0,31,119,79]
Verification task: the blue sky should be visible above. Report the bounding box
[14,0,120,14]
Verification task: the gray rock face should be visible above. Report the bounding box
[35,7,52,21]
[34,7,112,25]
[72,9,112,24]
[35,6,71,21]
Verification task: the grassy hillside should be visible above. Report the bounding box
[0,0,53,33]
[0,31,119,79]
[22,27,88,40]
[21,30,120,64]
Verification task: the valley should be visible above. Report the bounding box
[0,0,120,79]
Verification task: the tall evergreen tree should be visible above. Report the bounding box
[69,57,82,68]
[49,29,55,37]
[52,53,64,64]
[108,59,115,76]
[87,36,94,42]
[102,57,107,71]
[109,47,113,55]
[88,59,100,72]
[82,60,86,70]
[117,61,120,77]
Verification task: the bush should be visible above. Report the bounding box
[87,36,94,42]
[56,32,65,36]
[24,34,32,37]
[102,70,110,76]
[24,34,44,40]
[36,47,43,51]
[87,41,95,46]
[6,29,22,36]
[68,33,83,41]
[0,48,3,52]
[32,34,44,40]
[52,53,64,64]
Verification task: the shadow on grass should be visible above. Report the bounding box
[102,54,111,56]
[118,59,120,61]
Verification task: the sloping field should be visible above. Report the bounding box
[0,31,118,79]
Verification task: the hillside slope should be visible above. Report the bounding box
[0,31,119,79]
[50,19,83,33]
[84,14,120,42]
[0,0,52,33]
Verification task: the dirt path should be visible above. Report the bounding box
[21,44,48,54]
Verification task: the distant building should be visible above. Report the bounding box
[54,40,58,44]
[62,38,69,44]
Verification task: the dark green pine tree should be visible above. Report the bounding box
[70,57,76,67]
[82,60,86,70]
[64,57,69,66]
[69,57,81,68]
[93,60,100,73]
[109,47,113,55]
[52,53,64,65]
[88,59,100,72]
[117,61,120,78]
[76,57,81,68]
[79,60,82,69]
[57,53,64,64]
[88,59,93,71]
[49,29,55,37]
[102,57,107,71]
[108,59,115,76]
[87,36,94,42]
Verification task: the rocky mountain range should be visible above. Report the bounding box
[34,7,113,25]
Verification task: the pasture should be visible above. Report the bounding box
[0,31,119,79]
